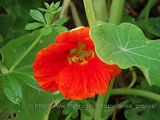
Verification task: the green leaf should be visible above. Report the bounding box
[2,73,22,104]
[91,22,160,86]
[54,2,61,9]
[30,10,45,23]
[0,31,57,70]
[51,18,67,26]
[44,13,52,25]
[124,81,160,120]
[16,87,63,120]
[137,17,160,37]
[53,26,68,33]
[44,2,50,9]
[25,22,43,30]
[40,27,52,36]
[13,66,41,91]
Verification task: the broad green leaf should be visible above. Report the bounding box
[91,22,160,86]
[25,22,43,30]
[30,10,45,23]
[0,30,57,70]
[2,74,22,104]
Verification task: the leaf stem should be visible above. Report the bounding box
[109,0,125,24]
[110,88,160,102]
[127,68,137,88]
[83,0,96,27]
[9,35,42,71]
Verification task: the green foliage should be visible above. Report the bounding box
[91,22,160,86]
[25,2,67,36]
[2,73,22,104]
[125,81,160,120]
[0,0,43,45]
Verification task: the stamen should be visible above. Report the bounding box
[68,42,94,65]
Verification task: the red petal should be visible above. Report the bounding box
[56,27,94,49]
[56,56,121,100]
[33,43,75,91]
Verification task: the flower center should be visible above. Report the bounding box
[68,42,94,65]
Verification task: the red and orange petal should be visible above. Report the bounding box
[33,27,121,100]
[57,56,120,100]
[33,43,75,91]
[56,27,94,49]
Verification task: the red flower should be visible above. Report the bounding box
[33,27,121,100]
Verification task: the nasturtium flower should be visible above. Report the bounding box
[33,27,121,100]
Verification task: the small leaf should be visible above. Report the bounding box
[2,73,22,104]
[38,8,47,12]
[54,2,61,9]
[44,13,52,25]
[30,10,45,23]
[25,22,43,30]
[44,2,50,9]
[40,27,52,36]
[51,18,67,26]
[53,26,68,33]
[91,22,160,86]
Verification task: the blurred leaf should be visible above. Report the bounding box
[53,26,68,33]
[125,81,160,120]
[13,66,41,91]
[25,22,44,30]
[44,2,50,9]
[51,18,67,26]
[44,13,52,25]
[91,22,160,86]
[2,73,22,104]
[0,34,3,43]
[40,27,52,36]
[16,87,63,120]
[0,30,57,70]
[30,10,45,23]
[137,17,160,37]
[0,78,17,112]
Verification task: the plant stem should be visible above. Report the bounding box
[9,35,42,71]
[83,0,96,27]
[93,0,108,21]
[60,0,71,18]
[94,79,115,120]
[110,88,160,102]
[127,68,137,88]
[70,1,83,27]
[109,0,125,24]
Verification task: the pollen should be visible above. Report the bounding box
[68,42,94,65]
